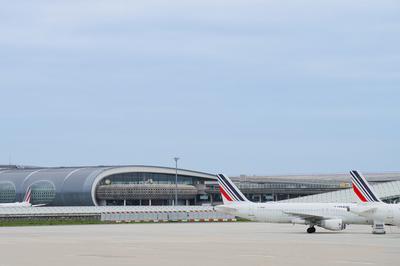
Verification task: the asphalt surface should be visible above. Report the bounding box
[0,222,399,266]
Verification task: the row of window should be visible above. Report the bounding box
[237,182,340,189]
[101,173,197,186]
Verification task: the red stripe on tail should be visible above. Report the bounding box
[219,186,233,201]
[353,182,367,202]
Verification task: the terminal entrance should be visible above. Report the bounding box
[95,172,203,206]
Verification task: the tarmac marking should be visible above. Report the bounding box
[78,254,137,259]
[334,260,375,265]
[239,254,275,259]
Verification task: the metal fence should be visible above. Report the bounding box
[0,206,235,222]
[100,209,233,222]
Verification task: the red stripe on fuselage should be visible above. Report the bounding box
[353,182,367,202]
[219,186,233,201]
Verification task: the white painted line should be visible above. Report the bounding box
[334,260,375,265]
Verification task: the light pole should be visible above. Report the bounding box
[174,157,179,206]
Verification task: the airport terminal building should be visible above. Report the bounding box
[1,165,400,206]
[0,165,217,206]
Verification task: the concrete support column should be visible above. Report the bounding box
[149,199,152,206]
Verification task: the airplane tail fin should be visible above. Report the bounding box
[23,187,32,203]
[350,170,382,203]
[217,174,250,204]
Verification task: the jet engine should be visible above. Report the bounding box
[319,219,346,231]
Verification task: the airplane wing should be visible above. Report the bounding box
[284,211,328,223]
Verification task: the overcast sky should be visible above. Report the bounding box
[1,1,399,175]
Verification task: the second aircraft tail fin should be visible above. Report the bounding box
[23,187,32,203]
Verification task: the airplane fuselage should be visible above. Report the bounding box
[350,203,400,226]
[216,202,372,226]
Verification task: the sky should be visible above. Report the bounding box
[1,0,400,176]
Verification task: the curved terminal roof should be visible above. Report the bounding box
[0,165,216,206]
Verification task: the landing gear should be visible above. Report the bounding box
[307,226,316,234]
[372,222,386,234]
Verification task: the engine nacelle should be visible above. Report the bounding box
[319,219,346,231]
[291,218,307,225]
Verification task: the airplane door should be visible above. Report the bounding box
[386,208,395,224]
[255,206,267,222]
[242,205,256,221]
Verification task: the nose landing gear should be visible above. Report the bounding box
[307,226,316,233]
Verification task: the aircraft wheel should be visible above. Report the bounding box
[307,226,316,234]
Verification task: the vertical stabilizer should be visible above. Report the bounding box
[350,170,382,203]
[23,187,32,203]
[217,174,249,204]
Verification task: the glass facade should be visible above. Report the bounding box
[237,182,340,190]
[99,172,196,186]
[30,181,56,205]
[0,182,16,203]
[96,172,202,206]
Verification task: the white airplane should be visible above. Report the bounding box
[349,170,400,233]
[0,187,44,207]
[214,174,376,233]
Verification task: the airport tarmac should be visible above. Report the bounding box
[0,222,399,266]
